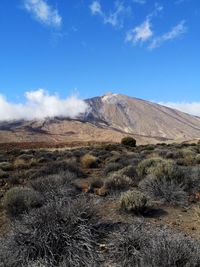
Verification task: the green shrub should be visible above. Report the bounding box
[105,173,132,191]
[0,162,13,171]
[117,165,139,186]
[120,189,148,214]
[3,187,43,218]
[136,158,169,178]
[121,137,136,147]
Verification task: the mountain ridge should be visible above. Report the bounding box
[0,93,200,144]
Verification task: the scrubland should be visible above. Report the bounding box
[1,141,200,266]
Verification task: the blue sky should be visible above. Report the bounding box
[0,0,200,119]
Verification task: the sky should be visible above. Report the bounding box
[0,0,200,120]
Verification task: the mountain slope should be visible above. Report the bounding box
[83,93,200,140]
[0,93,200,144]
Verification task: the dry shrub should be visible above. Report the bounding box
[0,198,99,267]
[105,173,132,191]
[104,162,123,175]
[80,154,98,168]
[196,154,200,164]
[0,169,8,179]
[139,176,188,206]
[30,171,77,202]
[0,162,13,171]
[120,190,148,214]
[109,222,200,267]
[13,158,34,169]
[3,187,43,218]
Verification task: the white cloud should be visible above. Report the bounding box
[149,20,187,49]
[159,101,200,116]
[125,19,153,44]
[0,89,88,121]
[24,0,62,27]
[89,1,102,15]
[89,1,131,28]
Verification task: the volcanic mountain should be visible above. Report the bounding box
[0,93,200,144]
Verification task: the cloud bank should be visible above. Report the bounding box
[24,0,62,27]
[0,89,88,122]
[159,101,200,117]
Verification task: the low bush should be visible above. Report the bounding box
[0,169,9,179]
[196,154,200,164]
[0,162,13,171]
[139,176,188,206]
[30,171,77,201]
[3,187,43,218]
[120,190,148,214]
[80,154,98,168]
[136,157,169,178]
[103,162,123,175]
[30,160,84,179]
[13,158,37,169]
[0,198,99,267]
[109,222,200,267]
[0,154,7,163]
[121,137,136,147]
[105,173,132,191]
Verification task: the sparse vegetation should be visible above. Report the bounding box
[1,142,200,266]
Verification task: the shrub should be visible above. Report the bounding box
[104,162,123,175]
[13,158,36,169]
[0,154,7,163]
[80,154,98,168]
[196,154,200,164]
[0,162,13,171]
[120,190,148,214]
[141,228,200,267]
[136,157,168,178]
[121,137,136,147]
[105,173,132,191]
[109,222,200,267]
[0,169,8,179]
[3,187,43,218]
[30,160,84,179]
[139,176,188,206]
[0,198,99,267]
[30,171,77,202]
